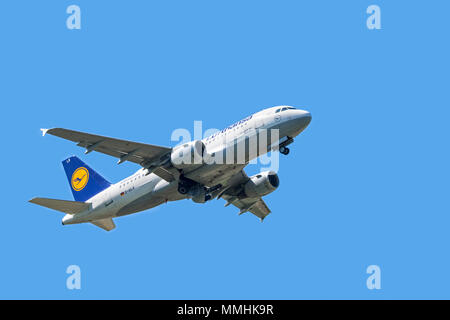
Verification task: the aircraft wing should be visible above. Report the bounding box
[42,128,173,179]
[224,196,271,220]
[218,170,272,221]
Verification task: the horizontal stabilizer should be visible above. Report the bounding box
[29,197,89,214]
[91,218,115,231]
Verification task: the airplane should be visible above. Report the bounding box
[29,106,311,231]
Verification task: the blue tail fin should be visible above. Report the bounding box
[62,156,111,202]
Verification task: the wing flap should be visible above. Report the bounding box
[225,197,271,220]
[248,198,271,220]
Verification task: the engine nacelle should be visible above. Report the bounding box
[189,185,212,203]
[244,171,280,198]
[171,140,205,169]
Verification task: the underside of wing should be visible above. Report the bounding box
[225,196,271,220]
[218,170,272,221]
[185,164,247,187]
[247,198,271,219]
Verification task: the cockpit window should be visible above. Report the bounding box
[275,106,296,113]
[280,107,296,112]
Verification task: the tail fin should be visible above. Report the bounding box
[62,156,111,202]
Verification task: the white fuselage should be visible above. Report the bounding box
[62,106,311,225]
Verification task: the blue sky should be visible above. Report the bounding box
[1,0,449,299]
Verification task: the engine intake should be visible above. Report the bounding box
[244,171,279,198]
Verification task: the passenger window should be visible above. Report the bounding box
[281,107,287,111]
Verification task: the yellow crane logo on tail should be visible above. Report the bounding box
[71,167,89,191]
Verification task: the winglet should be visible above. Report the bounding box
[40,128,49,136]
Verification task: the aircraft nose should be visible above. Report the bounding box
[280,109,311,137]
[295,109,312,129]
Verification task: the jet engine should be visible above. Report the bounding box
[244,171,280,198]
[189,184,212,203]
[170,140,205,169]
